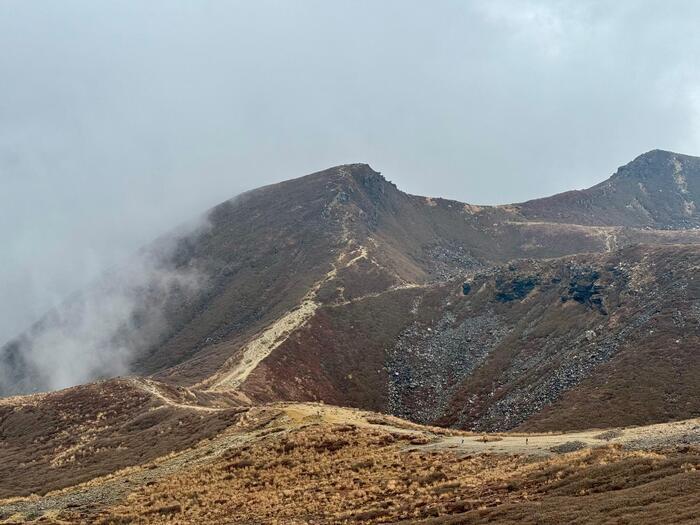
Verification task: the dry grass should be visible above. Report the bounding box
[96,424,528,524]
[92,423,699,525]
[2,401,699,523]
[0,379,245,499]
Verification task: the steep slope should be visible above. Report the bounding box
[167,154,700,408]
[238,244,700,431]
[518,149,700,228]
[445,244,700,431]
[2,150,700,435]
[1,165,401,395]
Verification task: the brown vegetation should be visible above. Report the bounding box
[0,379,244,498]
[95,421,699,524]
[2,152,700,522]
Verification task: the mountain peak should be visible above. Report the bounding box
[634,148,681,160]
[275,162,390,197]
[307,163,398,207]
[614,148,698,180]
[332,162,388,187]
[308,162,380,179]
[517,149,700,228]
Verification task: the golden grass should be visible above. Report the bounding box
[90,422,699,525]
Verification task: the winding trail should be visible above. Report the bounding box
[127,378,225,413]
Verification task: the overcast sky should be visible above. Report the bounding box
[2,0,700,343]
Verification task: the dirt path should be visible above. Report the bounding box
[330,282,426,307]
[205,246,373,392]
[2,401,696,522]
[268,403,700,458]
[127,378,225,413]
[418,418,700,457]
[421,432,602,457]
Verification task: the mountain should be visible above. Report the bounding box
[1,149,700,523]
[237,243,700,432]
[2,151,700,430]
[518,149,700,228]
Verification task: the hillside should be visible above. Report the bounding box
[2,149,700,522]
[0,384,698,523]
[2,151,700,433]
[239,244,700,432]
[518,149,700,228]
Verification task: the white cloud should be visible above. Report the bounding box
[473,0,572,59]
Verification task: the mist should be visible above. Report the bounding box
[0,218,210,395]
[3,1,700,385]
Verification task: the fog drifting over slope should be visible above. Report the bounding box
[3,1,700,356]
[0,219,210,395]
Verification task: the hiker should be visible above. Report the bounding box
[526,438,529,445]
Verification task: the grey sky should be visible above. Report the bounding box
[2,0,700,344]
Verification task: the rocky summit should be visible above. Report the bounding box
[1,150,700,523]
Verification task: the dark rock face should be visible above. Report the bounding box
[454,245,700,431]
[356,168,390,203]
[495,276,539,302]
[562,269,607,314]
[380,248,657,430]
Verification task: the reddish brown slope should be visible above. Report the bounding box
[0,378,245,498]
[239,244,700,432]
[3,151,700,430]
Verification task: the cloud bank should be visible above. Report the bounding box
[0,222,209,395]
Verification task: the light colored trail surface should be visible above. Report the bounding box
[127,378,227,412]
[422,432,600,457]
[330,282,425,307]
[206,245,374,391]
[206,298,320,391]
[418,417,700,457]
[272,403,700,459]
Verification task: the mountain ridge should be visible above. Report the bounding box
[2,150,700,522]
[517,149,700,228]
[2,151,700,433]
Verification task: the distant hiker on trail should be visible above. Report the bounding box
[526,438,529,445]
